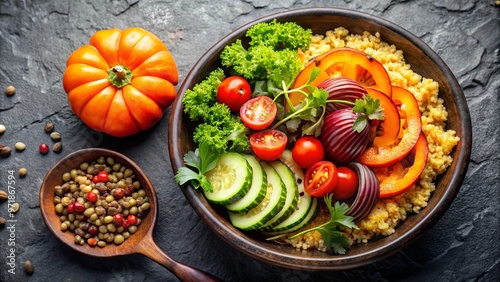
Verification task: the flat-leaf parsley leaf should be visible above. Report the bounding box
[286,194,358,255]
[174,141,220,193]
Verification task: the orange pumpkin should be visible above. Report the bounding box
[62,27,178,137]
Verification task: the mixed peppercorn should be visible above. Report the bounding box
[53,156,150,247]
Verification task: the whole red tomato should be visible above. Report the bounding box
[292,136,325,169]
[217,76,252,112]
[332,166,359,200]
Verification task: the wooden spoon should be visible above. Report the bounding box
[39,148,220,282]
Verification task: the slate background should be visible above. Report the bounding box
[0,0,499,281]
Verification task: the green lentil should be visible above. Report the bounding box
[114,234,124,245]
[55,203,64,213]
[62,172,71,182]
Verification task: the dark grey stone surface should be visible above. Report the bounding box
[0,0,498,281]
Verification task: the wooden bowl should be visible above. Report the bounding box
[168,8,472,270]
[39,148,158,257]
[39,148,221,281]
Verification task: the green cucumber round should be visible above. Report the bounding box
[228,162,286,231]
[269,149,314,232]
[258,159,298,231]
[203,152,252,205]
[225,154,267,213]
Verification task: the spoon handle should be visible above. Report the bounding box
[136,236,221,282]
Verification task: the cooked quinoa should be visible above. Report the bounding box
[286,27,460,250]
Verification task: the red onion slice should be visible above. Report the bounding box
[317,77,367,115]
[320,108,370,165]
[346,162,380,221]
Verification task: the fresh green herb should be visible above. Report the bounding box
[289,195,358,255]
[174,141,220,193]
[220,19,312,94]
[272,68,328,136]
[182,68,250,154]
[182,68,225,121]
[246,19,312,51]
[351,95,385,133]
[193,103,250,155]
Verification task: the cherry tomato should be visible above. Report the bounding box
[332,166,359,200]
[304,161,339,197]
[288,47,393,110]
[217,76,252,112]
[249,129,287,161]
[292,136,325,169]
[240,96,277,130]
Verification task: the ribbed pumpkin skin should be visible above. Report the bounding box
[63,27,178,137]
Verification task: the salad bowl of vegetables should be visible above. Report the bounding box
[168,8,471,270]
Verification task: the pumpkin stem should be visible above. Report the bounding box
[108,65,132,88]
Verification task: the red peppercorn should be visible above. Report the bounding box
[92,175,99,183]
[113,213,124,227]
[67,202,75,213]
[39,143,49,154]
[74,202,85,213]
[113,188,125,199]
[87,192,98,203]
[122,219,130,229]
[97,171,109,182]
[124,184,134,196]
[88,225,98,236]
[127,215,138,226]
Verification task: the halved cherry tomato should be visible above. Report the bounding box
[374,132,428,198]
[240,96,277,130]
[249,129,287,161]
[292,136,325,169]
[217,76,252,112]
[332,166,359,200]
[288,48,392,110]
[304,161,339,197]
[365,88,400,147]
[358,86,422,167]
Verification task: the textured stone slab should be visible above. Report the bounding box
[0,0,498,281]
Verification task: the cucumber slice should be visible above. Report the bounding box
[269,149,314,232]
[203,152,252,205]
[258,160,298,230]
[263,197,319,236]
[225,154,267,213]
[228,162,286,231]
